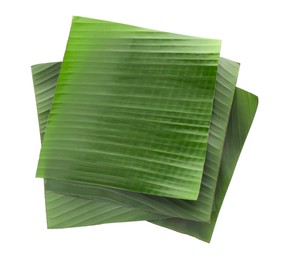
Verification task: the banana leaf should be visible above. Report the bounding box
[40,57,238,222]
[32,55,237,224]
[151,88,258,242]
[45,190,165,228]
[32,61,257,240]
[32,61,257,241]
[36,16,222,201]
[34,17,232,223]
[32,16,258,242]
[33,62,164,226]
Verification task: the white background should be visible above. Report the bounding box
[1,0,283,259]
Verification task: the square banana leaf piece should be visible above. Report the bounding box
[32,16,258,242]
[36,16,222,201]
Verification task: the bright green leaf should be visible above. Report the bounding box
[36,16,221,200]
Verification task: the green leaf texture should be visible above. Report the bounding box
[32,56,239,224]
[36,16,222,200]
[43,57,239,222]
[32,61,257,241]
[151,88,258,242]
[32,62,163,226]
[45,190,165,228]
[32,62,61,141]
[32,17,258,242]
